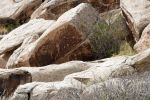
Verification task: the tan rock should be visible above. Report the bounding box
[12,69,150,100]
[0,19,55,55]
[10,56,133,100]
[0,0,43,23]
[127,48,150,71]
[121,0,150,42]
[1,48,150,99]
[0,61,90,98]
[31,0,120,20]
[7,6,129,68]
[11,81,83,100]
[134,24,150,52]
[7,3,100,67]
[64,56,135,86]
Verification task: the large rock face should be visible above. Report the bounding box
[0,19,55,68]
[6,3,100,67]
[128,49,150,71]
[82,71,150,100]
[0,0,44,23]
[134,24,150,52]
[5,56,131,99]
[5,4,129,68]
[0,19,55,55]
[0,0,150,100]
[31,0,120,20]
[9,48,150,100]
[121,0,150,42]
[0,61,90,98]
[0,48,149,99]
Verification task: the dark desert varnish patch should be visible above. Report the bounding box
[0,70,32,97]
[30,23,85,66]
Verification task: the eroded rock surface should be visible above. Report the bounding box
[0,61,90,99]
[0,0,43,23]
[121,0,150,42]
[134,24,150,52]
[6,3,100,67]
[0,48,149,99]
[0,0,150,100]
[31,0,120,20]
[0,19,55,55]
[6,5,130,68]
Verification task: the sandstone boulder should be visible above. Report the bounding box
[6,4,129,68]
[64,56,135,86]
[0,61,90,98]
[11,51,150,100]
[0,0,43,23]
[31,0,120,20]
[134,23,150,52]
[0,19,55,57]
[6,3,100,67]
[121,0,150,42]
[11,81,83,100]
[127,48,150,71]
[11,71,150,100]
[0,48,150,99]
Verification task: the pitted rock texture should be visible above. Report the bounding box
[0,0,44,23]
[31,0,120,20]
[6,3,100,67]
[6,4,129,68]
[121,0,150,42]
[134,23,150,52]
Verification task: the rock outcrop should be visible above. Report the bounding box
[6,3,100,67]
[134,23,150,52]
[121,0,150,42]
[0,48,149,99]
[0,19,55,55]
[10,48,150,100]
[0,61,90,98]
[0,0,150,100]
[0,19,55,68]
[6,4,129,68]
[31,0,120,20]
[0,0,44,23]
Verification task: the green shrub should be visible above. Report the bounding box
[0,24,18,35]
[89,14,136,59]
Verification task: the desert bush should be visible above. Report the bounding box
[0,24,18,35]
[82,71,150,100]
[0,18,19,35]
[89,11,136,59]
